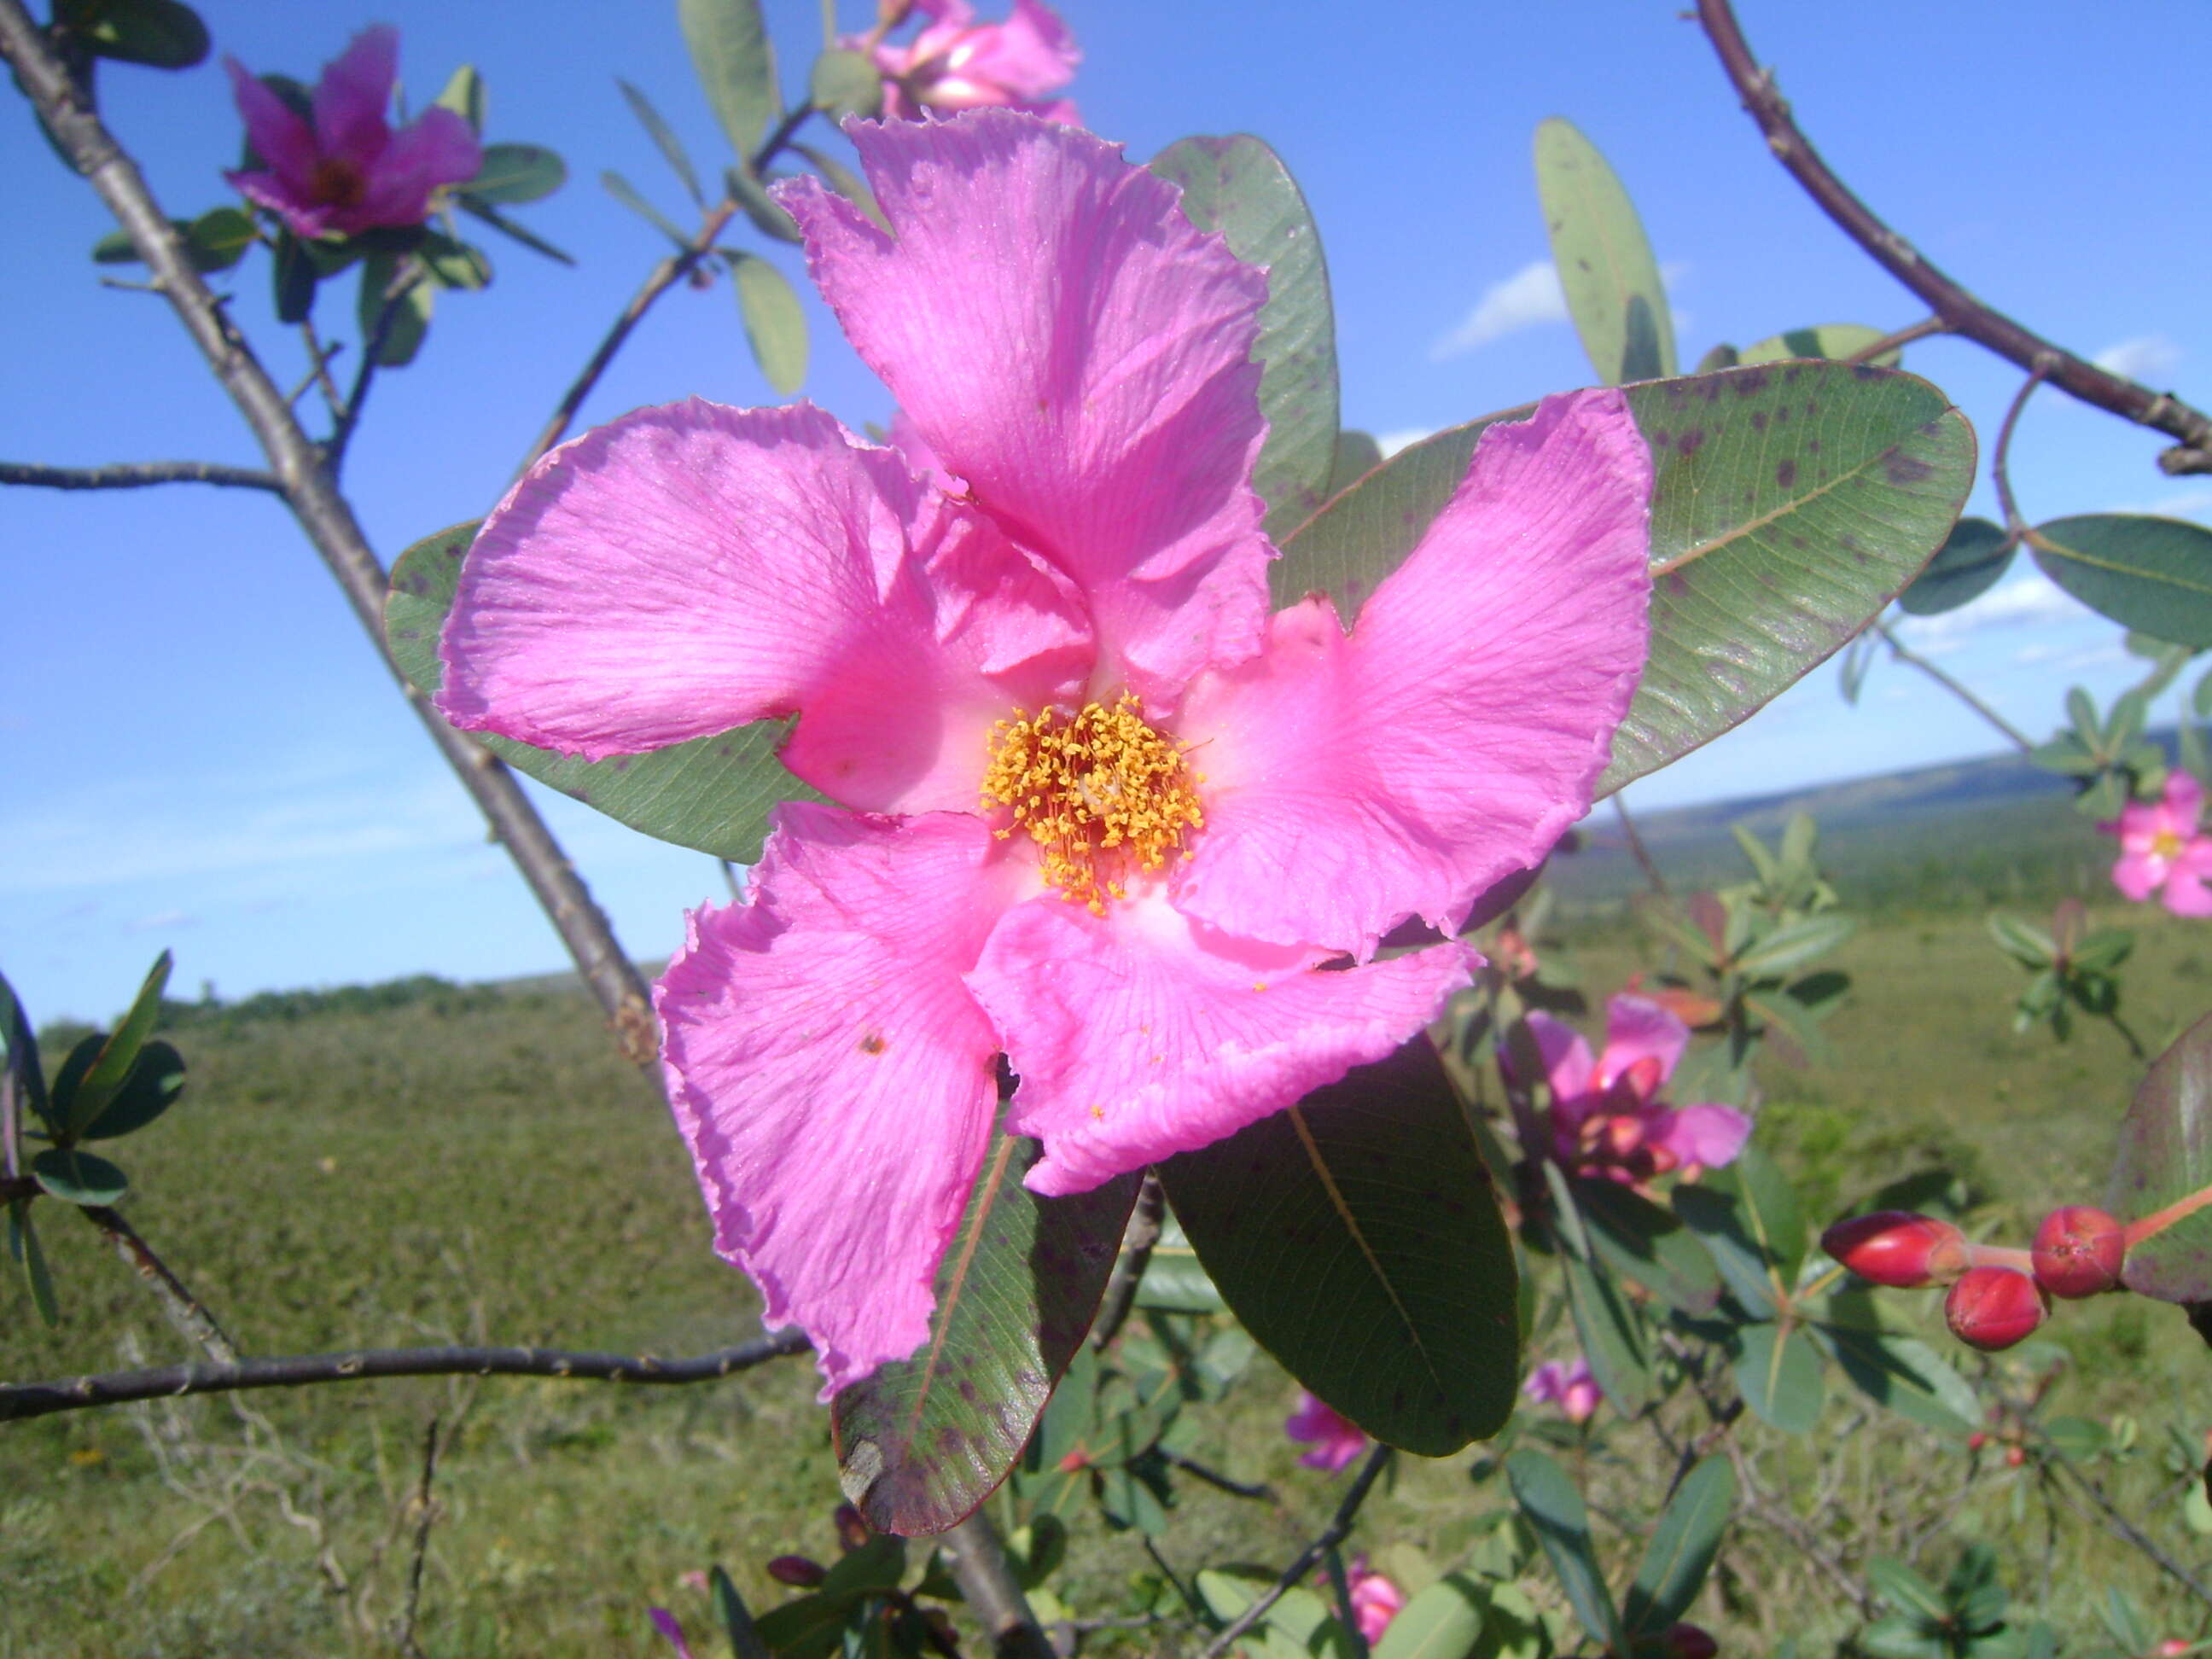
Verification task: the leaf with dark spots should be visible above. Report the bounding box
[2110,1009,2212,1302]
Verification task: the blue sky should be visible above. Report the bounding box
[7,0,2212,1020]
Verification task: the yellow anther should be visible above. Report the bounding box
[981,695,1205,913]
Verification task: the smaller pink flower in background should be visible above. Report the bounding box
[1522,994,1751,1186]
[858,0,1080,124]
[1347,1559,1406,1644]
[2103,772,2212,917]
[1285,1391,1367,1472]
[1523,1356,1600,1424]
[224,26,481,240]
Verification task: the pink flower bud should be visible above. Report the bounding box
[767,1555,826,1586]
[1664,1623,1719,1659]
[1945,1266,2047,1351]
[1822,1211,1969,1288]
[2030,1205,2126,1299]
[2157,1640,2192,1657]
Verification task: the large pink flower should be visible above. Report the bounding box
[224,26,481,241]
[436,112,1652,1397]
[1524,994,1749,1184]
[2103,772,2212,917]
[857,0,1080,125]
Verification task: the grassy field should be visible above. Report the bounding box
[9,867,2212,1655]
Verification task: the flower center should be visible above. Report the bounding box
[2155,829,2187,862]
[981,695,1204,914]
[309,156,368,209]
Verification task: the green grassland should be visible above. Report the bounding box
[10,816,2212,1656]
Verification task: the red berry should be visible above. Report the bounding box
[2157,1641,2192,1657]
[767,1555,826,1586]
[2031,1205,2126,1299]
[1822,1211,1970,1288]
[1946,1266,2047,1351]
[1664,1625,1719,1659]
[2004,1446,2027,1468]
[1967,1431,1988,1452]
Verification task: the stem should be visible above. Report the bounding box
[935,1510,1053,1659]
[79,1203,239,1365]
[1162,1451,1277,1504]
[1695,0,2212,474]
[1612,792,1671,899]
[1197,1447,1394,1659]
[2122,1179,2212,1249]
[396,1415,444,1659]
[2038,1439,2212,1606]
[1842,315,1950,364]
[1324,1545,1371,1659]
[0,459,283,492]
[1961,1240,2034,1274]
[296,319,344,416]
[2104,1009,2149,1063]
[0,1330,809,1423]
[1089,1172,1164,1350]
[1990,368,2050,535]
[326,264,422,477]
[0,0,659,1062]
[1873,620,2036,754]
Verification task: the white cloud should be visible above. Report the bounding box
[2093,333,2183,384]
[1893,571,2091,656]
[2105,485,2212,521]
[1375,428,1432,458]
[1430,260,1568,359]
[127,910,198,934]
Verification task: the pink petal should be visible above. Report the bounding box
[940,0,1079,103]
[311,25,397,166]
[1522,1359,1567,1404]
[438,399,1090,812]
[1517,1010,1595,1104]
[649,1610,697,1659]
[1650,1103,1752,1169]
[224,57,316,197]
[2113,852,2163,903]
[657,805,1021,1398]
[1284,1391,1367,1472]
[2163,840,2212,917]
[1593,994,1690,1092]
[2169,771,2206,830]
[224,167,334,240]
[779,112,1273,706]
[1169,390,1652,958]
[969,892,1476,1197]
[349,106,482,230]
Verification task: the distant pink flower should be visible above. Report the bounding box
[2103,772,2212,917]
[1523,1357,1600,1423]
[224,26,480,240]
[436,112,1652,1398]
[1348,1559,1406,1644]
[1285,1392,1368,1472]
[1522,995,1749,1185]
[857,0,1080,124]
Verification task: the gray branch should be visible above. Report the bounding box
[0,459,283,492]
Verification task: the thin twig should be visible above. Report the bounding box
[1723,1437,1876,1616]
[296,320,345,416]
[326,265,422,477]
[1990,365,2052,536]
[1612,793,1671,899]
[1197,1447,1394,1659]
[1163,1451,1277,1504]
[2038,1441,2212,1607]
[1872,620,2036,754]
[79,1203,240,1365]
[1091,1173,1165,1350]
[0,458,283,493]
[1841,316,1950,364]
[1695,0,2212,474]
[395,1417,443,1659]
[0,1330,810,1423]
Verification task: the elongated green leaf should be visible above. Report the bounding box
[272,230,317,324]
[8,1200,57,1326]
[1150,135,1338,542]
[2110,1008,2212,1301]
[434,62,484,134]
[1733,1322,1824,1433]
[1161,1039,1519,1455]
[832,1117,1137,1535]
[1505,1449,1622,1653]
[93,209,257,274]
[809,47,882,119]
[726,163,804,243]
[1624,1456,1735,1636]
[1899,516,2013,616]
[792,142,888,232]
[751,1535,907,1657]
[466,142,567,206]
[602,170,690,247]
[618,79,703,205]
[1670,1184,1778,1318]
[711,1565,772,1659]
[1534,117,1674,384]
[79,1040,184,1142]
[1,967,49,1134]
[1867,1557,1947,1622]
[1563,1250,1650,1413]
[1812,1321,1978,1433]
[358,255,432,368]
[455,196,576,265]
[1272,366,1971,793]
[384,523,826,862]
[731,252,808,395]
[683,0,780,160]
[2032,513,2212,647]
[1572,1176,1722,1314]
[61,951,170,1138]
[63,0,209,67]
[1734,914,1856,978]
[1714,1144,1805,1284]
[1198,1571,1353,1659]
[1373,1574,1489,1659]
[32,1147,129,1207]
[1329,430,1383,498]
[1740,323,1901,370]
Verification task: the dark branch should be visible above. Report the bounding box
[80,1203,239,1366]
[934,1511,1055,1659]
[0,1330,810,1423]
[1090,1172,1165,1351]
[0,459,283,493]
[1197,1446,1394,1658]
[1695,0,2212,474]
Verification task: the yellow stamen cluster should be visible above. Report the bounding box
[2155,829,2187,861]
[982,695,1204,913]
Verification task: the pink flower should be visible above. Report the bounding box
[858,0,1080,124]
[1522,994,1749,1185]
[224,26,481,240]
[436,112,1652,1398]
[1523,1357,1600,1423]
[2103,772,2212,917]
[1285,1391,1368,1472]
[1348,1559,1406,1644]
[649,1609,696,1659]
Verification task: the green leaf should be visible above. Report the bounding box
[1732,1322,1824,1434]
[1161,1039,1520,1455]
[1715,1144,1806,1284]
[831,1117,1138,1535]
[2032,514,2212,648]
[1372,1573,1490,1659]
[61,951,169,1139]
[272,230,318,324]
[726,163,805,244]
[682,0,780,160]
[1272,366,1971,795]
[731,251,808,395]
[2110,1009,2212,1301]
[417,232,492,290]
[64,0,209,67]
[465,143,568,206]
[454,196,576,265]
[1732,913,1855,978]
[1899,517,2015,617]
[1572,1177,1723,1315]
[1623,1456,1735,1636]
[1695,342,1740,372]
[1505,1448,1623,1654]
[434,62,485,135]
[32,1146,129,1207]
[602,170,690,247]
[358,255,433,367]
[618,79,704,206]
[0,966,49,1135]
[752,1536,908,1658]
[792,142,888,232]
[7,1199,58,1326]
[1809,1319,1979,1433]
[1132,1211,1225,1313]
[1868,1558,1946,1622]
[1329,430,1384,498]
[96,212,254,273]
[1150,135,1339,543]
[1534,117,1674,383]
[384,522,827,862]
[1986,912,2058,968]
[77,1039,184,1142]
[1739,323,1901,370]
[810,48,883,119]
[1197,1571,1353,1659]
[1670,1184,1778,1317]
[711,1564,773,1659]
[1563,1250,1650,1414]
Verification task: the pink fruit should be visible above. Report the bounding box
[2031,1205,2126,1299]
[1945,1266,2047,1352]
